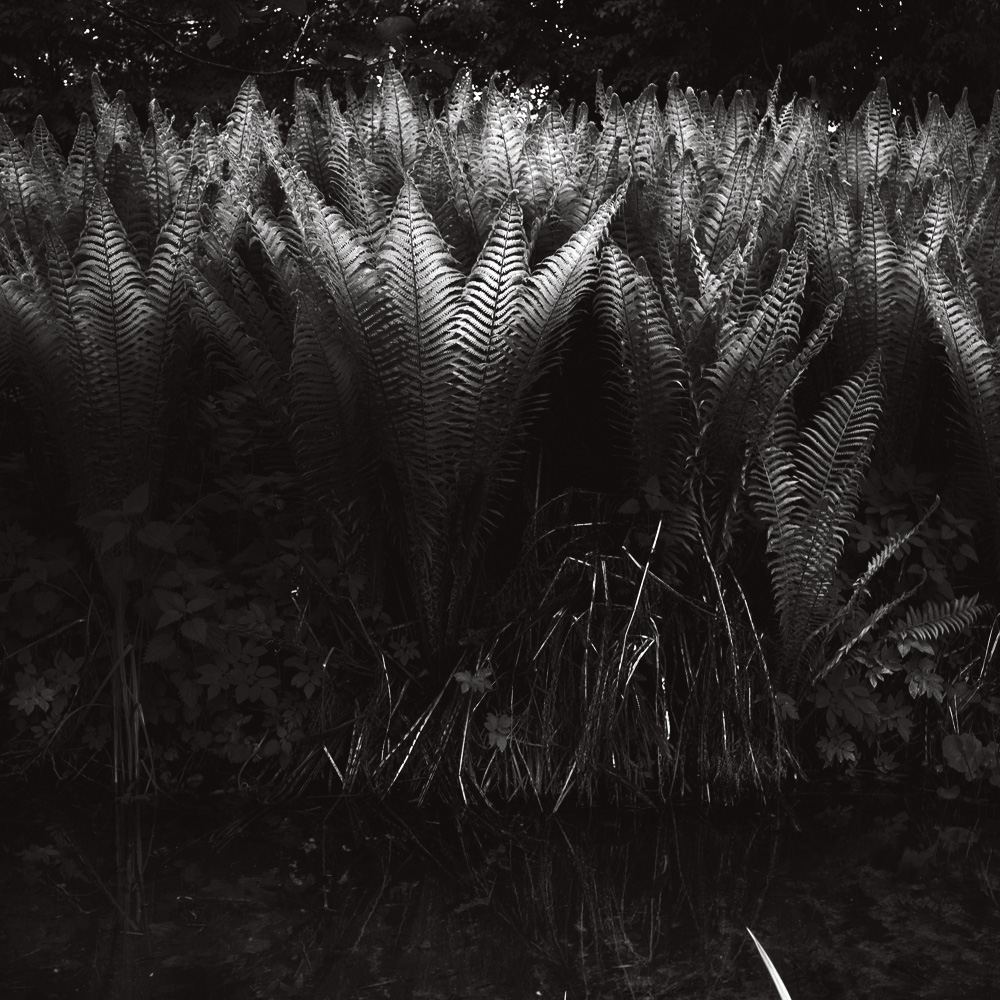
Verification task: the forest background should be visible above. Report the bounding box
[4,0,1000,150]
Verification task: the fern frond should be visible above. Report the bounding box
[834,115,875,221]
[221,76,267,168]
[925,237,1000,567]
[0,114,53,270]
[795,354,882,510]
[289,276,374,513]
[895,596,981,646]
[103,140,156,269]
[753,356,883,682]
[375,177,464,617]
[625,83,663,183]
[25,116,66,189]
[48,115,99,249]
[698,137,753,266]
[663,75,705,162]
[861,78,898,186]
[502,178,628,427]
[380,61,423,172]
[595,244,692,488]
[182,251,289,424]
[91,76,143,167]
[698,230,809,494]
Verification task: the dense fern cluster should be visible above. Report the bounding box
[1,65,998,802]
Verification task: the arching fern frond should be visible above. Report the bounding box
[893,596,981,647]
[380,61,424,173]
[925,235,1000,570]
[595,243,693,491]
[752,355,883,684]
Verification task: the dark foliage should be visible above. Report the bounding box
[4,0,1000,154]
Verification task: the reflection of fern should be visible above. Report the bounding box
[750,356,883,685]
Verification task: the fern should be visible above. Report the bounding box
[751,356,883,684]
[260,131,628,655]
[893,596,981,648]
[925,234,1000,570]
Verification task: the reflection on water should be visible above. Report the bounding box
[2,780,999,999]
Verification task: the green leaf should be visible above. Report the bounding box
[121,481,149,516]
[100,520,128,554]
[135,521,179,553]
[144,631,177,664]
[181,617,209,645]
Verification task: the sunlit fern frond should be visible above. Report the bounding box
[593,69,614,122]
[925,234,1000,570]
[413,126,480,269]
[380,61,424,174]
[440,66,474,129]
[938,90,978,183]
[854,184,899,348]
[502,179,630,423]
[264,138,628,654]
[663,74,706,164]
[698,136,757,268]
[795,356,882,511]
[286,78,335,205]
[712,87,757,175]
[592,91,631,191]
[183,109,224,183]
[897,92,958,191]
[833,115,877,222]
[375,177,463,516]
[143,163,205,374]
[2,173,196,520]
[757,118,815,261]
[860,77,899,188]
[146,96,188,198]
[336,137,389,247]
[355,75,383,151]
[0,113,57,275]
[57,115,100,247]
[908,172,962,270]
[648,144,703,301]
[522,100,573,210]
[220,76,267,172]
[686,233,811,554]
[443,194,531,590]
[452,194,530,472]
[963,178,1000,329]
[624,83,663,184]
[71,184,160,510]
[595,244,693,492]
[90,73,144,168]
[102,141,156,269]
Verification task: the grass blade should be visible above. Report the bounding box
[746,927,793,1000]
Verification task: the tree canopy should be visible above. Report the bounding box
[2,0,1000,150]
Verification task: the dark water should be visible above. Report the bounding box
[2,779,998,999]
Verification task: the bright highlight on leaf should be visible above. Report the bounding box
[747,927,793,1000]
